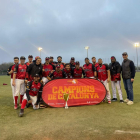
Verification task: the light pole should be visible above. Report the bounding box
[38,47,43,58]
[134,43,139,70]
[85,46,89,57]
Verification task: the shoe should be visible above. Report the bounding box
[124,98,129,103]
[127,101,134,105]
[111,98,117,101]
[14,105,18,110]
[19,109,24,117]
[120,100,124,103]
[108,101,111,104]
[26,103,31,108]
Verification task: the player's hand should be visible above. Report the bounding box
[107,78,110,83]
[131,78,134,82]
[25,80,28,84]
[28,100,32,104]
[12,82,15,86]
[47,76,51,81]
[42,69,45,72]
[51,70,55,73]
[115,79,117,83]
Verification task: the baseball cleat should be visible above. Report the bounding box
[14,105,18,110]
[124,98,129,103]
[108,101,111,104]
[120,100,124,103]
[111,98,117,101]
[127,101,134,105]
[19,109,24,117]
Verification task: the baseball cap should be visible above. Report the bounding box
[111,56,116,59]
[85,57,89,60]
[34,74,39,77]
[45,57,50,60]
[122,52,128,55]
[35,56,40,60]
[71,57,75,60]
[20,56,26,60]
[75,61,80,65]
[50,56,54,59]
[57,56,62,59]
[56,64,60,68]
[28,55,33,58]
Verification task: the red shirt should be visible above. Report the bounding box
[64,68,72,78]
[11,64,15,79]
[73,67,83,78]
[27,81,43,96]
[95,63,99,67]
[96,64,108,81]
[43,64,54,77]
[83,63,95,78]
[14,64,27,79]
[53,71,63,79]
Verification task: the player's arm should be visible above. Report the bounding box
[26,63,33,78]
[26,81,32,102]
[35,83,43,105]
[7,65,13,75]
[82,68,86,78]
[92,64,97,78]
[12,64,18,86]
[115,63,121,80]
[62,70,68,78]
[105,64,110,83]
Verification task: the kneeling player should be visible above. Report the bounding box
[96,58,111,104]
[64,63,72,78]
[19,74,43,117]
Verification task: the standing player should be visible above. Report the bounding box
[96,58,111,104]
[72,61,85,78]
[49,56,56,65]
[83,58,97,78]
[19,74,43,117]
[12,56,27,109]
[42,57,55,85]
[92,57,99,67]
[70,57,76,69]
[64,63,72,78]
[56,56,65,70]
[25,55,33,67]
[26,57,43,82]
[49,64,67,79]
[109,56,124,103]
[7,57,19,103]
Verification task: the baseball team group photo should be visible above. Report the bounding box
[1,0,140,140]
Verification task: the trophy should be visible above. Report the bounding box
[63,93,69,109]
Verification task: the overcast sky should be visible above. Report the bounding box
[0,0,140,65]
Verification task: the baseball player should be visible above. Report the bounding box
[48,64,67,79]
[19,74,43,117]
[72,61,85,78]
[42,57,55,85]
[7,57,19,103]
[12,56,27,109]
[49,56,56,65]
[64,63,73,78]
[92,57,99,67]
[96,58,111,104]
[83,58,97,78]
[70,57,76,69]
[56,56,65,70]
[109,56,124,103]
[25,55,33,67]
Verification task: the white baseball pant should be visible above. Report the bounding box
[42,77,49,85]
[23,94,39,109]
[100,79,111,101]
[10,79,15,103]
[14,79,25,96]
[111,81,123,100]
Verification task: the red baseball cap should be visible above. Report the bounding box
[56,64,60,68]
[35,56,40,60]
[45,57,50,60]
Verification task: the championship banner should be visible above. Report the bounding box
[42,78,106,108]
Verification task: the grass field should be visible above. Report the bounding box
[0,74,140,140]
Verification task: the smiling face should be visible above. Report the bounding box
[122,54,128,60]
[20,59,25,65]
[65,64,70,70]
[85,59,89,64]
[98,59,102,65]
[34,76,40,83]
[28,57,33,62]
[57,57,62,63]
[14,59,19,64]
[36,58,41,65]
[92,58,96,64]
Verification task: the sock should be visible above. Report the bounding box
[20,95,24,104]
[14,96,18,106]
[21,99,27,109]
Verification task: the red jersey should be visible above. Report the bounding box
[96,64,108,81]
[27,81,43,96]
[43,64,54,77]
[72,67,84,78]
[14,64,27,79]
[64,68,72,78]
[49,70,66,79]
[83,63,96,78]
[11,64,15,79]
[95,63,99,67]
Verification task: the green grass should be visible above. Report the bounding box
[0,74,140,140]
